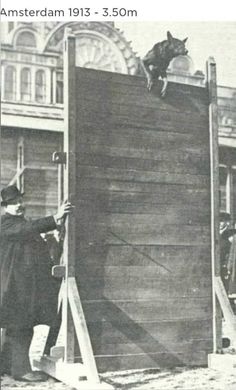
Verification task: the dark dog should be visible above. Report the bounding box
[142,31,188,97]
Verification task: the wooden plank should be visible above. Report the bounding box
[63,27,76,364]
[79,297,213,322]
[91,350,210,371]
[77,244,211,267]
[75,104,209,134]
[76,166,210,187]
[207,58,222,352]
[76,141,210,161]
[76,90,209,116]
[76,278,212,301]
[78,117,209,136]
[34,357,113,390]
[75,82,209,115]
[77,153,210,176]
[215,276,236,337]
[76,132,210,158]
[77,262,212,281]
[76,96,209,125]
[85,318,213,344]
[77,178,210,194]
[75,67,208,99]
[68,277,100,383]
[77,339,213,358]
[74,223,210,244]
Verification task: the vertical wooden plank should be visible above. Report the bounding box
[207,57,222,352]
[63,27,77,363]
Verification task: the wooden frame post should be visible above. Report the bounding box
[207,57,222,354]
[62,27,77,364]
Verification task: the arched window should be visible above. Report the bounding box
[56,71,64,104]
[35,70,46,103]
[21,68,31,101]
[4,66,16,100]
[16,31,36,48]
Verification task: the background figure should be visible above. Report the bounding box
[227,230,236,313]
[219,212,236,293]
[219,212,232,293]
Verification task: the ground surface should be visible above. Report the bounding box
[1,366,236,390]
[1,326,236,390]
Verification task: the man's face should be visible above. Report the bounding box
[5,196,25,216]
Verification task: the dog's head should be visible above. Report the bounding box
[166,31,188,57]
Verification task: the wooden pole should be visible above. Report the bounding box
[63,27,77,363]
[207,57,222,352]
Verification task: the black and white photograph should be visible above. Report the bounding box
[1,3,236,389]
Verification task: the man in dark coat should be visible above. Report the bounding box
[0,185,73,381]
[219,212,236,293]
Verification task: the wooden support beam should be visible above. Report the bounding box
[215,276,236,336]
[34,357,113,390]
[208,353,236,370]
[207,57,222,353]
[68,277,100,384]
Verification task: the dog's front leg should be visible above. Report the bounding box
[161,77,168,97]
[141,60,154,91]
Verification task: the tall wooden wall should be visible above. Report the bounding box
[70,67,213,371]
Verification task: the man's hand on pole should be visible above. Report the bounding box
[54,200,74,223]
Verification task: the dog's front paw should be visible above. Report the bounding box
[147,79,153,91]
[160,78,168,98]
[160,87,167,98]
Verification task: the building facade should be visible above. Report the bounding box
[1,21,236,220]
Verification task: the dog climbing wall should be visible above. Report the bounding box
[65,40,217,370]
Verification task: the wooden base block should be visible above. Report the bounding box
[208,353,236,370]
[33,356,114,390]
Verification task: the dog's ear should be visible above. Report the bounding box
[167,31,173,41]
[182,37,188,43]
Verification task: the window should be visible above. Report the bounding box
[35,70,46,103]
[219,166,227,212]
[56,71,64,104]
[16,32,36,48]
[21,68,31,101]
[219,147,236,221]
[4,66,16,100]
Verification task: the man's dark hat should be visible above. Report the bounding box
[220,212,231,222]
[1,185,24,206]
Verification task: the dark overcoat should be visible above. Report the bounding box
[228,235,236,295]
[0,213,60,329]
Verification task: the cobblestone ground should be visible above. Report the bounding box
[1,325,236,390]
